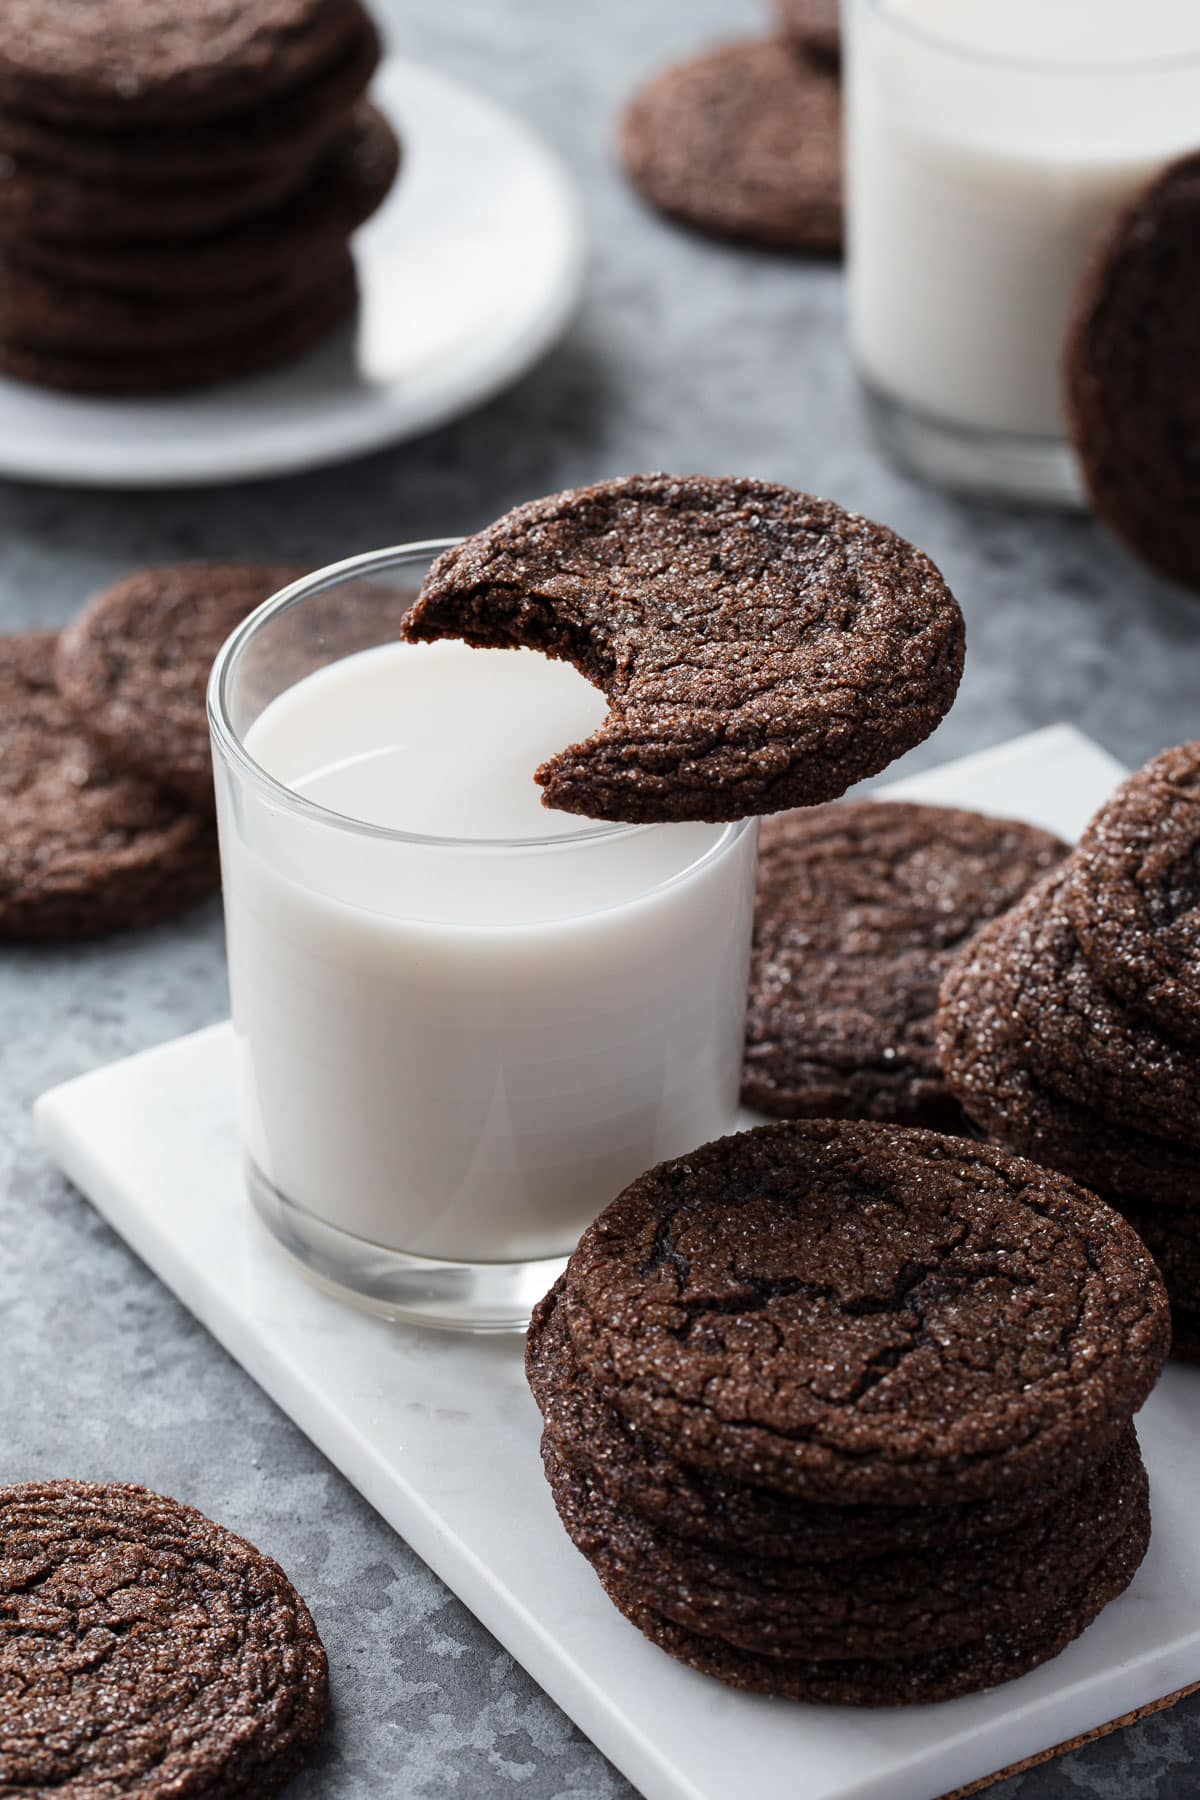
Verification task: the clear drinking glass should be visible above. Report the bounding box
[208,545,758,1332]
[846,0,1200,505]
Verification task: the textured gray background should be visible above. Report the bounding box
[2,0,1198,1794]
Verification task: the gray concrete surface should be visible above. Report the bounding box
[2,0,1198,1793]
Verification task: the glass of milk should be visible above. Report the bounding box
[208,545,758,1331]
[846,0,1200,504]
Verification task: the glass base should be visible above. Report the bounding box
[247,1159,568,1333]
[863,382,1086,510]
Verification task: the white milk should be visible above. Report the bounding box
[848,0,1200,439]
[217,640,757,1263]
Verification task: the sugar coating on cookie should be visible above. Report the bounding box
[743,799,1067,1126]
[0,1479,328,1796]
[619,39,842,252]
[0,632,219,939]
[403,475,965,825]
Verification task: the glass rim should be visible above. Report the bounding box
[863,0,1200,76]
[208,540,656,853]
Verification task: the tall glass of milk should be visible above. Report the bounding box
[846,0,1200,503]
[208,546,758,1331]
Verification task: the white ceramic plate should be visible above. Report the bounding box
[36,727,1200,1800]
[0,59,586,488]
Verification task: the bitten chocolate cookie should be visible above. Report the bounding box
[0,257,357,395]
[0,1479,328,1796]
[1062,744,1200,1047]
[618,39,842,253]
[15,104,399,298]
[560,1121,1168,1505]
[1064,151,1200,592]
[0,633,219,938]
[529,1279,1141,1565]
[0,0,364,128]
[402,476,965,825]
[56,563,306,810]
[742,800,1068,1126]
[773,0,841,68]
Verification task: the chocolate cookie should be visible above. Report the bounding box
[742,801,1068,1126]
[402,476,965,825]
[936,916,1200,1210]
[0,633,219,938]
[542,1430,1145,1664]
[618,39,842,253]
[991,872,1200,1153]
[608,1500,1150,1707]
[773,0,841,68]
[1064,151,1200,592]
[0,247,351,355]
[56,563,307,810]
[560,1121,1168,1505]
[14,104,399,298]
[0,6,379,185]
[0,0,364,129]
[529,1278,1138,1564]
[1062,744,1200,1047]
[0,257,357,395]
[0,1479,328,1795]
[0,128,326,243]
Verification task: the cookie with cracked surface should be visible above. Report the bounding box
[0,632,219,938]
[0,255,357,395]
[0,0,363,129]
[742,800,1068,1126]
[14,103,398,298]
[602,1492,1150,1707]
[0,5,379,184]
[1061,744,1200,1047]
[1064,152,1200,592]
[528,1278,1138,1563]
[402,475,965,825]
[936,900,1200,1209]
[56,563,307,810]
[0,1478,328,1795]
[618,39,842,253]
[985,871,1200,1152]
[542,1429,1145,1664]
[559,1120,1168,1505]
[773,0,841,68]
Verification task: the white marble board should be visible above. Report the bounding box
[35,726,1200,1800]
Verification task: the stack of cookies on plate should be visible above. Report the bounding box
[939,743,1200,1360]
[0,0,398,394]
[528,1120,1168,1704]
[0,562,299,940]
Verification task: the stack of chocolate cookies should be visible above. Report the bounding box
[0,0,398,394]
[938,744,1200,1359]
[528,1120,1168,1704]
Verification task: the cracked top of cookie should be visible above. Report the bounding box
[559,1120,1169,1503]
[401,474,965,824]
